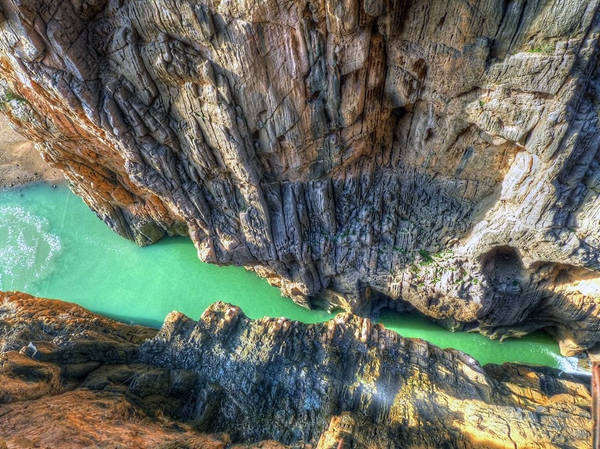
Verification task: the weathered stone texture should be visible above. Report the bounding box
[143,301,593,447]
[0,293,592,448]
[1,1,600,353]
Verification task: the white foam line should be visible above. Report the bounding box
[0,204,62,290]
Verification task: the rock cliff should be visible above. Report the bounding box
[1,0,600,353]
[0,292,592,448]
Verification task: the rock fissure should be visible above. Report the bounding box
[0,292,592,448]
[1,0,600,356]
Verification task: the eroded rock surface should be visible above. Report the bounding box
[0,292,288,448]
[0,114,63,188]
[1,1,600,353]
[141,301,592,448]
[0,292,591,448]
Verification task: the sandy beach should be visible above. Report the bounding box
[0,114,64,188]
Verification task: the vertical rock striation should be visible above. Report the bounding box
[0,293,592,448]
[142,302,592,447]
[1,1,600,352]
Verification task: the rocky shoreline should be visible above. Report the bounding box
[1,0,600,355]
[0,115,63,189]
[0,1,599,446]
[0,291,592,448]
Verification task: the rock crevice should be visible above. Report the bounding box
[1,0,600,352]
[0,292,592,448]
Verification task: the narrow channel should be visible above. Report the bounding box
[0,182,580,370]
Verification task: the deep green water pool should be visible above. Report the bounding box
[0,183,581,370]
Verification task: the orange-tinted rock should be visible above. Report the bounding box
[0,389,231,449]
[1,0,600,352]
[0,291,592,447]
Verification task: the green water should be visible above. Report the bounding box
[0,183,581,371]
[377,310,572,368]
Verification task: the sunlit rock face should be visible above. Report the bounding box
[1,0,600,353]
[0,293,592,448]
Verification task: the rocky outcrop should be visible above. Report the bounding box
[142,301,593,448]
[0,291,287,448]
[1,1,600,353]
[0,292,592,448]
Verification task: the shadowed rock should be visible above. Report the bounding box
[1,1,600,352]
[0,292,590,447]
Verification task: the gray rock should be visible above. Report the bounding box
[1,0,600,353]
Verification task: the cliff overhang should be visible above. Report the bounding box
[0,0,600,354]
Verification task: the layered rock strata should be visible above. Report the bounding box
[1,1,600,353]
[0,292,285,448]
[0,292,592,448]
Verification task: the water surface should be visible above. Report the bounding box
[0,183,581,371]
[0,183,333,327]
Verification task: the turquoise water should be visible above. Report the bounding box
[377,310,573,368]
[0,183,581,371]
[0,183,333,327]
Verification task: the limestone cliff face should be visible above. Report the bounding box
[0,293,592,448]
[1,0,600,353]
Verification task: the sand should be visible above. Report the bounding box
[0,114,64,188]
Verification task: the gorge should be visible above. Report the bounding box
[1,0,600,447]
[0,182,576,368]
[1,187,591,447]
[0,292,593,448]
[1,0,600,356]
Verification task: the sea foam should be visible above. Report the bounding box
[0,205,61,290]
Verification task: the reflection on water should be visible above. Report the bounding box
[0,183,584,371]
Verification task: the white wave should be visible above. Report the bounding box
[0,205,62,291]
[546,350,588,375]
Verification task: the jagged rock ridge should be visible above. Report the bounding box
[1,0,600,353]
[0,292,592,448]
